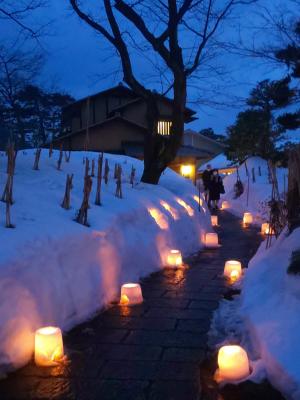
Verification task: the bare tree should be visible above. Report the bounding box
[69,0,256,184]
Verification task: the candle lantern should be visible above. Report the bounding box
[205,232,219,248]
[243,212,253,225]
[217,345,250,381]
[167,249,183,268]
[261,222,274,235]
[35,326,64,367]
[224,260,242,281]
[211,215,218,226]
[120,283,143,305]
[221,201,230,210]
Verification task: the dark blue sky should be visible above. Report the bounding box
[2,0,298,136]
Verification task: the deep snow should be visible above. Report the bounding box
[222,157,287,223]
[0,149,210,373]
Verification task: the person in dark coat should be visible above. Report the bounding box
[202,164,212,204]
[209,169,225,209]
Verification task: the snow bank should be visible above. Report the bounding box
[0,150,210,373]
[241,228,300,399]
[222,157,287,223]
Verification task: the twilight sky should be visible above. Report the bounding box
[2,0,298,135]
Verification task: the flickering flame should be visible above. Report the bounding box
[230,270,239,282]
[160,200,179,220]
[261,222,274,235]
[148,208,169,230]
[120,294,130,305]
[176,198,194,216]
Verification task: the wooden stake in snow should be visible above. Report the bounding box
[57,144,63,170]
[114,163,118,179]
[258,166,262,176]
[33,148,42,170]
[64,151,71,163]
[115,164,123,198]
[251,167,255,183]
[61,174,74,210]
[91,159,95,177]
[244,159,249,177]
[75,175,93,226]
[130,165,136,187]
[2,145,16,204]
[104,159,109,185]
[95,153,103,206]
[49,143,53,158]
[84,158,90,178]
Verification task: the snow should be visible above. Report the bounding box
[200,153,236,171]
[222,157,287,223]
[0,149,210,373]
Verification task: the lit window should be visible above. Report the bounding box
[157,121,172,136]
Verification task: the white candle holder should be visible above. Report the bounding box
[211,215,218,226]
[35,326,64,367]
[243,212,253,226]
[205,232,220,248]
[215,345,250,382]
[224,260,242,282]
[167,249,183,268]
[120,283,143,306]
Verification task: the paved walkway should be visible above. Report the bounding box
[0,211,262,400]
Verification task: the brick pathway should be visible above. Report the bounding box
[0,211,262,400]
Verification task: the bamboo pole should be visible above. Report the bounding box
[95,153,103,206]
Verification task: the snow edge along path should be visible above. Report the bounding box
[0,150,211,374]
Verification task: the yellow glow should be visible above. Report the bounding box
[221,201,230,210]
[167,249,183,267]
[180,164,193,178]
[35,326,64,367]
[211,215,218,226]
[148,208,169,230]
[217,345,250,381]
[176,198,194,216]
[205,232,219,248]
[243,212,253,226]
[261,222,274,235]
[193,195,203,206]
[120,283,143,305]
[160,200,179,220]
[224,260,242,282]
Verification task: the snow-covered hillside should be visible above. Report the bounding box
[0,149,210,373]
[222,157,287,222]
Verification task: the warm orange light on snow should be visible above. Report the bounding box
[180,164,193,178]
[221,201,230,210]
[167,249,183,268]
[148,208,169,230]
[205,232,219,248]
[243,212,253,226]
[35,326,64,367]
[217,345,250,381]
[224,260,242,281]
[120,283,143,305]
[193,195,203,206]
[160,200,179,220]
[211,215,218,226]
[176,198,194,216]
[261,222,274,235]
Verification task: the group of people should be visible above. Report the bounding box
[202,164,225,210]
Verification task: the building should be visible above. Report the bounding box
[55,85,224,182]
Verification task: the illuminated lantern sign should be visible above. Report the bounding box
[205,232,219,248]
[261,222,274,235]
[180,165,194,179]
[243,212,253,225]
[224,260,242,281]
[167,249,183,268]
[120,283,143,305]
[211,215,218,226]
[35,326,64,367]
[217,345,250,381]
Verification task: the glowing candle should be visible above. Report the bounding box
[205,232,219,248]
[261,222,274,235]
[217,345,250,381]
[167,249,183,268]
[35,326,64,367]
[211,215,218,226]
[224,260,242,280]
[221,201,230,210]
[243,212,253,225]
[120,283,143,305]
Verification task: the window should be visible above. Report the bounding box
[157,120,172,136]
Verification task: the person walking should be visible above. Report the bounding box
[202,164,212,205]
[208,169,225,209]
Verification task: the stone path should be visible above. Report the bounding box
[0,211,263,400]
